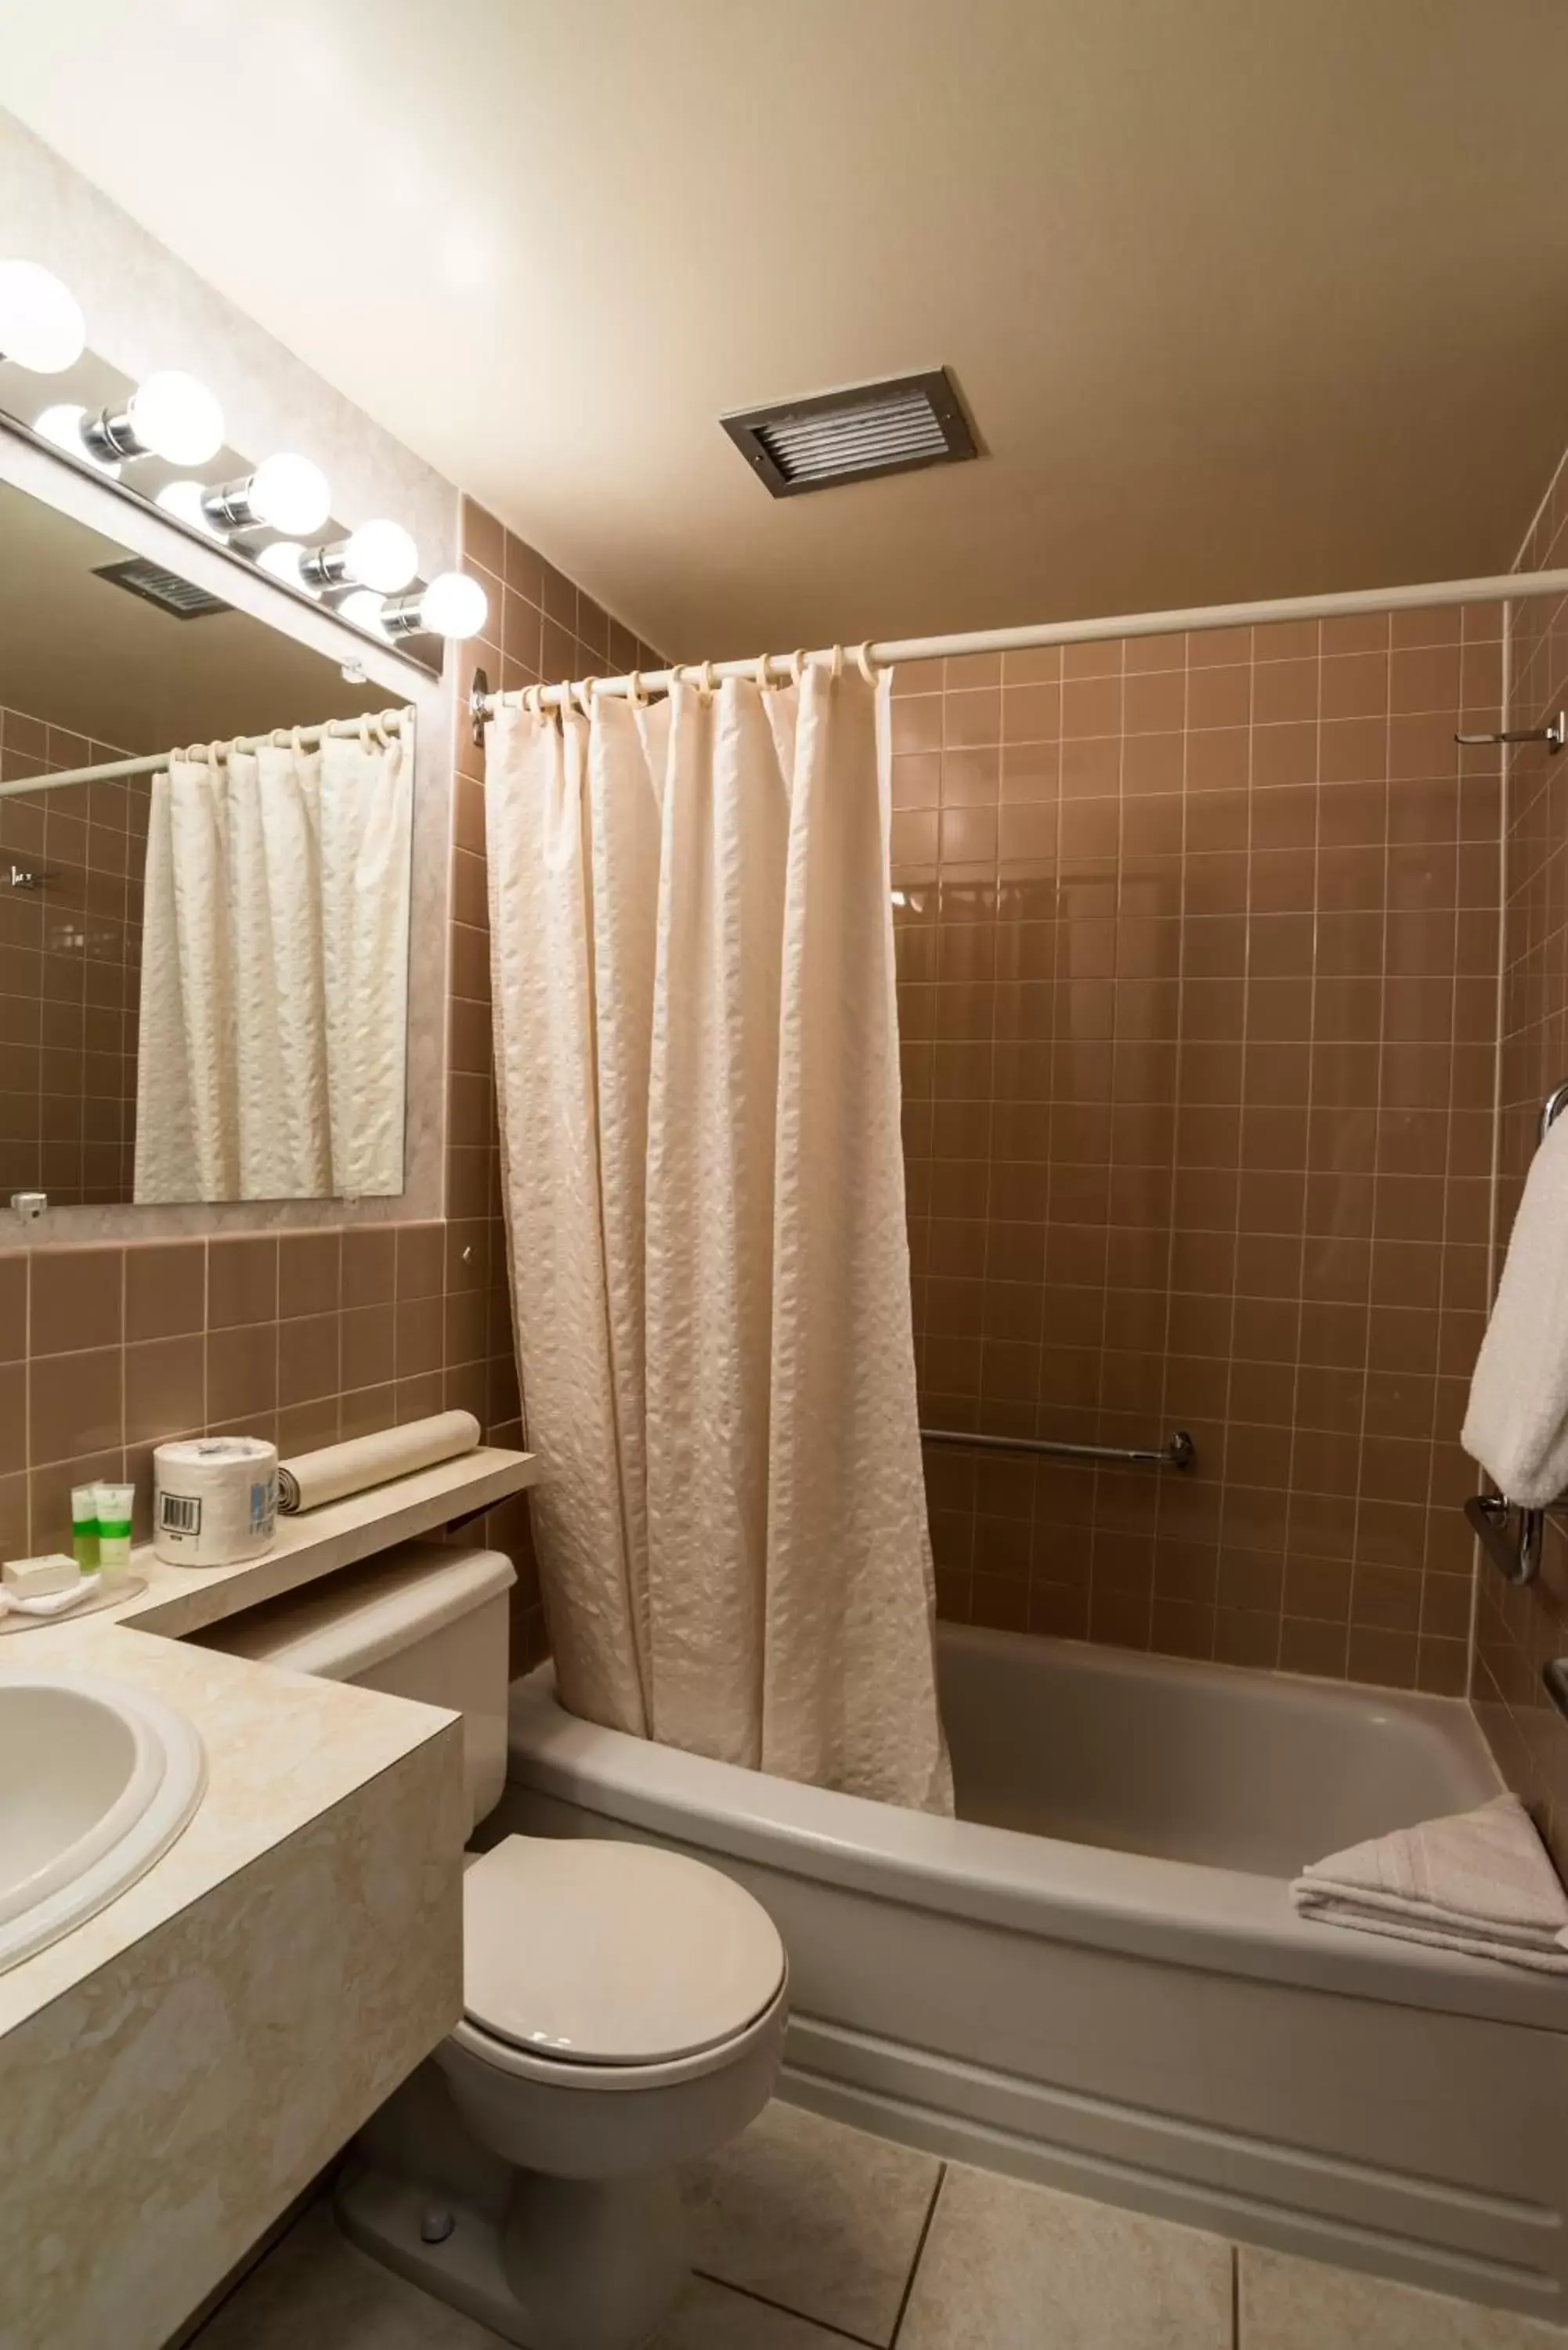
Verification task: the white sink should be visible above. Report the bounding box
[0,1672,206,1974]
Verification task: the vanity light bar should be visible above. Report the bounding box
[5,258,487,642]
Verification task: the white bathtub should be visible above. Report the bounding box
[494,1625,1568,2321]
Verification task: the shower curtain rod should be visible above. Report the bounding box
[0,706,411,801]
[473,564,1568,722]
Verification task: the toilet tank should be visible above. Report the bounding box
[196,1542,515,1832]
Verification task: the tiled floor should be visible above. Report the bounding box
[190,2100,1567,2349]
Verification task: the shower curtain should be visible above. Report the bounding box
[486,663,951,1813]
[134,727,411,1202]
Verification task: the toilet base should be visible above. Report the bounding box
[337,2155,688,2350]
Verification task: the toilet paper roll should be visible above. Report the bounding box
[276,1410,482,1514]
[154,1437,279,1569]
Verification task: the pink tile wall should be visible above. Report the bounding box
[896,610,1503,1694]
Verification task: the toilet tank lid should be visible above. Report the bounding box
[197,1542,515,1682]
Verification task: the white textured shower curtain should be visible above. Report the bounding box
[487,665,951,1813]
[134,728,411,1202]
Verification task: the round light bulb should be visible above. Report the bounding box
[248,452,331,535]
[126,370,225,464]
[0,261,85,373]
[343,518,418,592]
[156,479,226,539]
[419,570,488,641]
[341,588,388,636]
[256,540,318,596]
[34,402,119,478]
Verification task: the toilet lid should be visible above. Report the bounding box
[461,1837,786,2066]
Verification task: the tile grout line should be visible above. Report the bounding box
[888,2160,946,2348]
[687,2267,884,2349]
[1230,2240,1241,2348]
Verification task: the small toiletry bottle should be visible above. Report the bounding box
[94,1481,135,1580]
[70,1484,99,1574]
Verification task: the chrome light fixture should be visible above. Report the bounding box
[300,519,419,593]
[381,570,489,642]
[81,369,226,465]
[203,452,331,535]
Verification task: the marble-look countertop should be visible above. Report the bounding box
[0,1442,536,2038]
[0,1444,537,2350]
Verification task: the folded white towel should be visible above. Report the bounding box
[1292,1794,1568,1975]
[1462,1110,1568,1506]
[5,1573,101,1618]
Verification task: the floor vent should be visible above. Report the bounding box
[721,368,977,497]
[93,558,230,620]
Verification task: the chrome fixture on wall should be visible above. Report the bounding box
[1454,711,1565,752]
[0,254,490,647]
[920,1427,1196,1471]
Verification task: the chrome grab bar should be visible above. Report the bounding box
[920,1427,1195,1471]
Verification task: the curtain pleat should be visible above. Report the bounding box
[487,667,951,1813]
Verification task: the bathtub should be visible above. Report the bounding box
[493,1625,1568,2321]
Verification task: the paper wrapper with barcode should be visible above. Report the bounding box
[154,1437,279,1568]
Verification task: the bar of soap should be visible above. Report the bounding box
[2,1552,80,1597]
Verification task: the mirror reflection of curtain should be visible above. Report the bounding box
[132,727,411,1202]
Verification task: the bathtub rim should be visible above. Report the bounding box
[504,1634,1568,2035]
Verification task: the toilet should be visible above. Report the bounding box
[204,1541,787,2350]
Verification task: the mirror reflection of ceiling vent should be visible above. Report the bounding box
[93,557,230,620]
[721,368,977,497]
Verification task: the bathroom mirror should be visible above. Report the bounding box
[0,472,417,1207]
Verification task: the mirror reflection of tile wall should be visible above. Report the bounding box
[0,707,147,1206]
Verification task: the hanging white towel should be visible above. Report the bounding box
[1462,1111,1568,1507]
[1292,1794,1568,1975]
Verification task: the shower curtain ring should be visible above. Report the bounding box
[830,643,844,683]
[698,660,715,704]
[629,670,649,707]
[291,726,305,758]
[789,649,805,686]
[269,727,290,748]
[576,678,598,719]
[359,714,374,753]
[856,642,880,685]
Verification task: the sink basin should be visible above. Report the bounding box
[0,1672,206,1974]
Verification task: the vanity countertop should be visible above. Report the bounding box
[0,1442,538,2350]
[0,1441,538,2037]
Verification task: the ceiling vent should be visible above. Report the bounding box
[721,368,977,497]
[93,557,230,620]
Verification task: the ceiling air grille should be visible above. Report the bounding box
[722,368,977,497]
[93,558,230,620]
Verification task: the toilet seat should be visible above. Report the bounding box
[461,1836,786,2075]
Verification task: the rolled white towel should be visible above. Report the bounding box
[1462,1111,1568,1507]
[1293,1794,1568,1975]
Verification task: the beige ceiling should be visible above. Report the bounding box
[5,1,1568,660]
[0,484,395,751]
